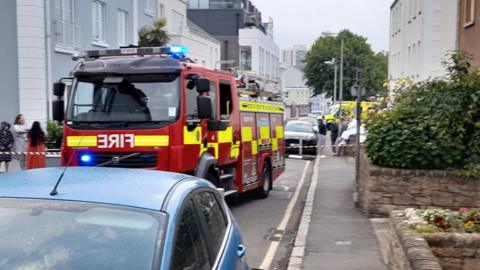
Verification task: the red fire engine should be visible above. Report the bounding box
[52,46,285,198]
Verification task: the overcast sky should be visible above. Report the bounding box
[252,0,391,52]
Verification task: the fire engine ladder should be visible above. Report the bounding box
[237,89,281,101]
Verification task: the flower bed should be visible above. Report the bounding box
[409,208,480,234]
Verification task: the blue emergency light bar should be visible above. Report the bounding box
[83,46,189,59]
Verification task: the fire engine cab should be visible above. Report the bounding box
[52,46,285,198]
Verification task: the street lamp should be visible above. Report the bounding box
[324,58,338,103]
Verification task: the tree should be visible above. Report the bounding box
[304,30,388,100]
[138,18,169,47]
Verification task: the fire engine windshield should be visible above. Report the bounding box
[67,74,180,126]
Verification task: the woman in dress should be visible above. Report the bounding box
[0,122,14,172]
[13,114,29,169]
[26,121,46,169]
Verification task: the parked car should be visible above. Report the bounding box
[298,117,320,133]
[0,167,249,270]
[284,120,318,155]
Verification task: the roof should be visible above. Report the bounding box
[0,167,194,211]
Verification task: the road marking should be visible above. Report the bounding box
[258,161,311,270]
[287,155,321,270]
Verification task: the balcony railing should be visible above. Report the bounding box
[54,19,80,48]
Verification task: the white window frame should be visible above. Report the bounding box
[464,0,475,27]
[117,9,128,47]
[145,0,156,17]
[54,0,79,53]
[158,3,165,18]
[92,0,108,47]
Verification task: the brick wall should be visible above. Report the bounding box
[359,151,480,217]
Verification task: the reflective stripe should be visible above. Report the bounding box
[184,126,202,145]
[241,127,253,142]
[134,136,169,147]
[231,141,240,158]
[260,126,270,140]
[218,127,233,143]
[275,126,284,139]
[208,143,219,159]
[239,101,284,114]
[272,138,279,151]
[67,136,97,147]
[251,140,258,155]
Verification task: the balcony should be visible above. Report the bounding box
[53,19,80,50]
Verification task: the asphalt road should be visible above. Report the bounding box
[229,158,314,270]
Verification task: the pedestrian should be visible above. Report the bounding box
[326,119,339,154]
[13,114,29,170]
[0,122,14,172]
[26,121,46,169]
[318,119,327,154]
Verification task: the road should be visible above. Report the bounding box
[229,158,314,270]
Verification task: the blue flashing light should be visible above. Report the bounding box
[80,154,93,164]
[169,46,189,56]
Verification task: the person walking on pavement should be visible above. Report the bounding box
[0,122,14,172]
[13,114,29,170]
[318,119,327,155]
[26,121,46,169]
[326,119,339,154]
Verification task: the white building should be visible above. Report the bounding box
[389,0,458,83]
[282,66,311,118]
[281,45,308,69]
[239,21,280,93]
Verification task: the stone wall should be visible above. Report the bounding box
[389,210,480,270]
[359,151,480,217]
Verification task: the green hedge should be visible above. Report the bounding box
[365,55,480,171]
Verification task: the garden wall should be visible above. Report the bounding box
[359,151,480,217]
[388,210,480,270]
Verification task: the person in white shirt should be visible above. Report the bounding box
[13,114,29,170]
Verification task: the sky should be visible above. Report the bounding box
[251,0,392,52]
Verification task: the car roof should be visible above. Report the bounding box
[0,167,196,211]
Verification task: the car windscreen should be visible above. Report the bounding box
[0,199,165,270]
[68,74,180,124]
[285,122,314,133]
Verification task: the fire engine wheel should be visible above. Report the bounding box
[255,163,271,199]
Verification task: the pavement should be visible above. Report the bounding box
[290,153,387,270]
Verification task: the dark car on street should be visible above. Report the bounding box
[284,120,318,156]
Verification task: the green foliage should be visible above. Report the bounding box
[365,53,480,172]
[138,18,169,47]
[46,120,62,149]
[304,30,388,100]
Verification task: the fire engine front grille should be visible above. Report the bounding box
[78,152,157,168]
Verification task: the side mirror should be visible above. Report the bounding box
[196,78,210,93]
[197,96,212,119]
[53,82,66,97]
[52,100,65,122]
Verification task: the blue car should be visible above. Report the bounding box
[0,167,250,270]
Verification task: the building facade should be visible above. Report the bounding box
[458,0,480,69]
[1,0,220,125]
[187,0,280,92]
[282,66,311,119]
[389,0,458,83]
[281,44,308,69]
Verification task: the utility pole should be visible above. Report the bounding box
[334,60,338,103]
[352,68,364,207]
[339,39,344,129]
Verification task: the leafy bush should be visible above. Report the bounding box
[365,54,480,172]
[46,120,62,149]
[412,208,480,234]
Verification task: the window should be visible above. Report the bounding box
[172,199,211,270]
[219,82,233,120]
[158,3,165,18]
[92,0,106,43]
[171,10,184,35]
[145,0,156,16]
[195,192,227,254]
[186,77,216,120]
[117,9,128,47]
[54,0,78,48]
[464,0,475,27]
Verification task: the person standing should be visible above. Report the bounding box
[0,122,14,172]
[13,114,29,170]
[318,119,327,155]
[26,121,46,169]
[326,120,339,154]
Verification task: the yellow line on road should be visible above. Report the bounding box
[258,160,311,270]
